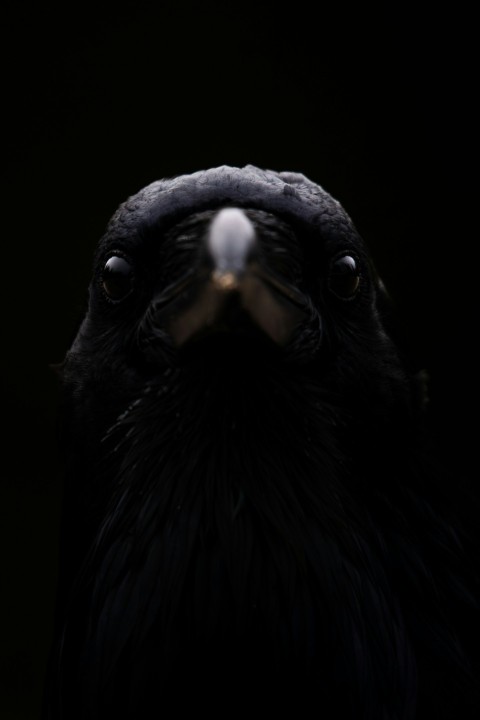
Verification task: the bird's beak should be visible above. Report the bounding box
[151,208,308,348]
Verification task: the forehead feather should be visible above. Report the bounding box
[95,165,360,263]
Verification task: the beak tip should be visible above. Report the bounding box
[211,271,240,292]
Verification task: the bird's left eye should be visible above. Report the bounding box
[102,256,134,301]
[328,254,360,299]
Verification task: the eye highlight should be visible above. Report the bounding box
[328,254,360,299]
[102,255,134,301]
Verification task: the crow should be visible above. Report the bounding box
[45,165,479,719]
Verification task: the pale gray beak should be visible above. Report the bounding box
[152,207,308,348]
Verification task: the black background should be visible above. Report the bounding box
[0,2,475,718]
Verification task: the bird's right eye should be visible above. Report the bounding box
[102,256,134,301]
[328,254,360,300]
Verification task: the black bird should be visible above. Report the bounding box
[46,165,479,719]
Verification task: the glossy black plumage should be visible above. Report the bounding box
[45,166,479,719]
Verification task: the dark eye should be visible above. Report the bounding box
[328,254,360,299]
[102,256,134,301]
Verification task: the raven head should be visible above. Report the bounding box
[66,166,401,410]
